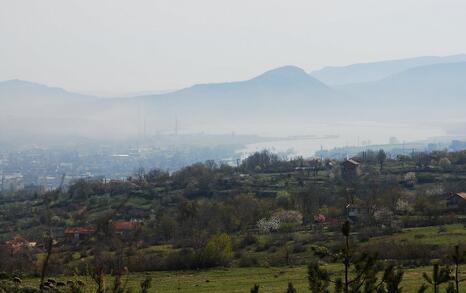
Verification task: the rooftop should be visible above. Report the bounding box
[64,227,96,234]
[343,158,360,166]
[454,192,466,200]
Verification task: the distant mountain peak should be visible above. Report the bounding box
[254,65,309,80]
[250,65,329,90]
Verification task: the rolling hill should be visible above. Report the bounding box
[129,66,340,126]
[2,57,466,141]
[310,54,466,85]
[336,61,466,119]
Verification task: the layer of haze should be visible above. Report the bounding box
[2,0,466,95]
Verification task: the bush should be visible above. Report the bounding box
[358,233,370,243]
[416,173,436,183]
[126,252,164,272]
[292,242,307,253]
[163,249,196,270]
[268,254,288,266]
[255,237,274,252]
[238,256,259,267]
[361,241,439,262]
[17,288,40,293]
[357,226,401,242]
[268,247,295,266]
[438,225,447,233]
[234,250,243,259]
[196,233,233,268]
[240,233,258,247]
[278,223,296,233]
[400,216,456,228]
[267,246,278,253]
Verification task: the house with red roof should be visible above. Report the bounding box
[64,226,96,242]
[111,220,141,239]
[5,235,36,254]
[447,192,466,210]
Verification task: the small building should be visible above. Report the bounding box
[112,220,138,231]
[5,235,36,254]
[446,192,466,210]
[341,159,361,180]
[112,220,140,239]
[64,227,96,242]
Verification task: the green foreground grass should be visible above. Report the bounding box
[23,265,466,292]
[20,225,466,292]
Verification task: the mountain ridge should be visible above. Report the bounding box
[132,65,331,102]
[310,54,466,85]
[2,57,466,140]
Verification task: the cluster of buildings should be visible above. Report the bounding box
[64,220,140,243]
[338,158,466,223]
[0,147,142,191]
[0,142,240,192]
[2,219,141,256]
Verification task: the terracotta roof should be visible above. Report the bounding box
[64,227,95,234]
[6,235,29,246]
[455,192,466,200]
[112,221,138,231]
[345,159,360,165]
[6,235,34,253]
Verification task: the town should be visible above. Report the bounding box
[2,148,466,291]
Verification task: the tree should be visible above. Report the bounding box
[285,282,297,293]
[140,276,152,293]
[445,282,456,293]
[377,150,387,171]
[382,264,404,293]
[308,261,330,293]
[198,233,233,267]
[39,181,65,292]
[309,221,399,293]
[240,150,280,172]
[341,221,351,292]
[417,284,428,293]
[439,157,452,170]
[421,263,452,293]
[250,284,260,293]
[450,245,466,293]
[292,183,323,223]
[378,177,405,215]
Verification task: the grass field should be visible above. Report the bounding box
[19,224,466,292]
[370,223,466,246]
[23,264,466,292]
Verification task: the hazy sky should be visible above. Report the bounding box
[2,0,466,95]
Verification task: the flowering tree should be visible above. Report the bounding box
[257,217,280,233]
[273,210,303,225]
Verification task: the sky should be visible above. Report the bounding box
[2,0,466,95]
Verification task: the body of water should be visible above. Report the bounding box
[239,121,446,158]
